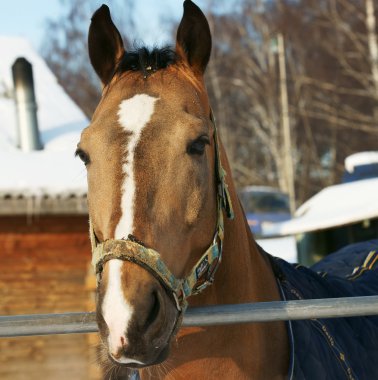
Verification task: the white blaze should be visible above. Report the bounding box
[102,94,157,362]
[102,260,133,356]
[115,93,158,239]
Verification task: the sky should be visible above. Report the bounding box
[0,0,63,50]
[0,0,210,52]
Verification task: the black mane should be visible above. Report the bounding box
[116,46,177,78]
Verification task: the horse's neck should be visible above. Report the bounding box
[199,143,281,306]
[195,177,281,307]
[139,148,289,379]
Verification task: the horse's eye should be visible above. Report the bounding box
[75,148,90,165]
[187,136,210,156]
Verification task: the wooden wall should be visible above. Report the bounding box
[0,215,101,380]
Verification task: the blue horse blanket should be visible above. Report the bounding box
[269,240,378,380]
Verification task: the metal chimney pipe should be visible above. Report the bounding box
[12,57,42,151]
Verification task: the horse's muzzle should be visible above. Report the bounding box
[96,260,180,368]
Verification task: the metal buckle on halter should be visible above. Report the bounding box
[192,251,222,295]
[192,281,212,295]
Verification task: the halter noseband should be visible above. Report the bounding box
[90,111,234,314]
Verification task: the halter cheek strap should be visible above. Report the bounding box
[90,111,234,313]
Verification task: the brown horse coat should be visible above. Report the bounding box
[79,1,289,378]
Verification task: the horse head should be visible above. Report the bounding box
[78,0,231,369]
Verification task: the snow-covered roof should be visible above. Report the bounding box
[0,37,88,206]
[345,151,378,173]
[256,236,297,263]
[263,178,378,236]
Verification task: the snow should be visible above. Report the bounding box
[0,150,87,197]
[256,236,298,263]
[0,36,88,196]
[345,151,378,173]
[263,178,378,236]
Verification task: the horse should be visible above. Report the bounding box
[77,1,378,379]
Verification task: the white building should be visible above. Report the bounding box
[0,36,88,214]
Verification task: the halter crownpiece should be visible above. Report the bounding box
[90,111,234,313]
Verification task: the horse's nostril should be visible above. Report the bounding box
[143,290,161,330]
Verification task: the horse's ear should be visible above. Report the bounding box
[88,5,125,86]
[176,0,212,75]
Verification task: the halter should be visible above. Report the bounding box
[90,111,234,314]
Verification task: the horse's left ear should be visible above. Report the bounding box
[176,0,212,75]
[88,5,125,86]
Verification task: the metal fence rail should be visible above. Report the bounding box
[2,295,378,337]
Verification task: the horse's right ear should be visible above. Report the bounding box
[88,5,125,86]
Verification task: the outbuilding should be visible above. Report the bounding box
[0,36,99,380]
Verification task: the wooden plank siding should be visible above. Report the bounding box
[0,215,101,380]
